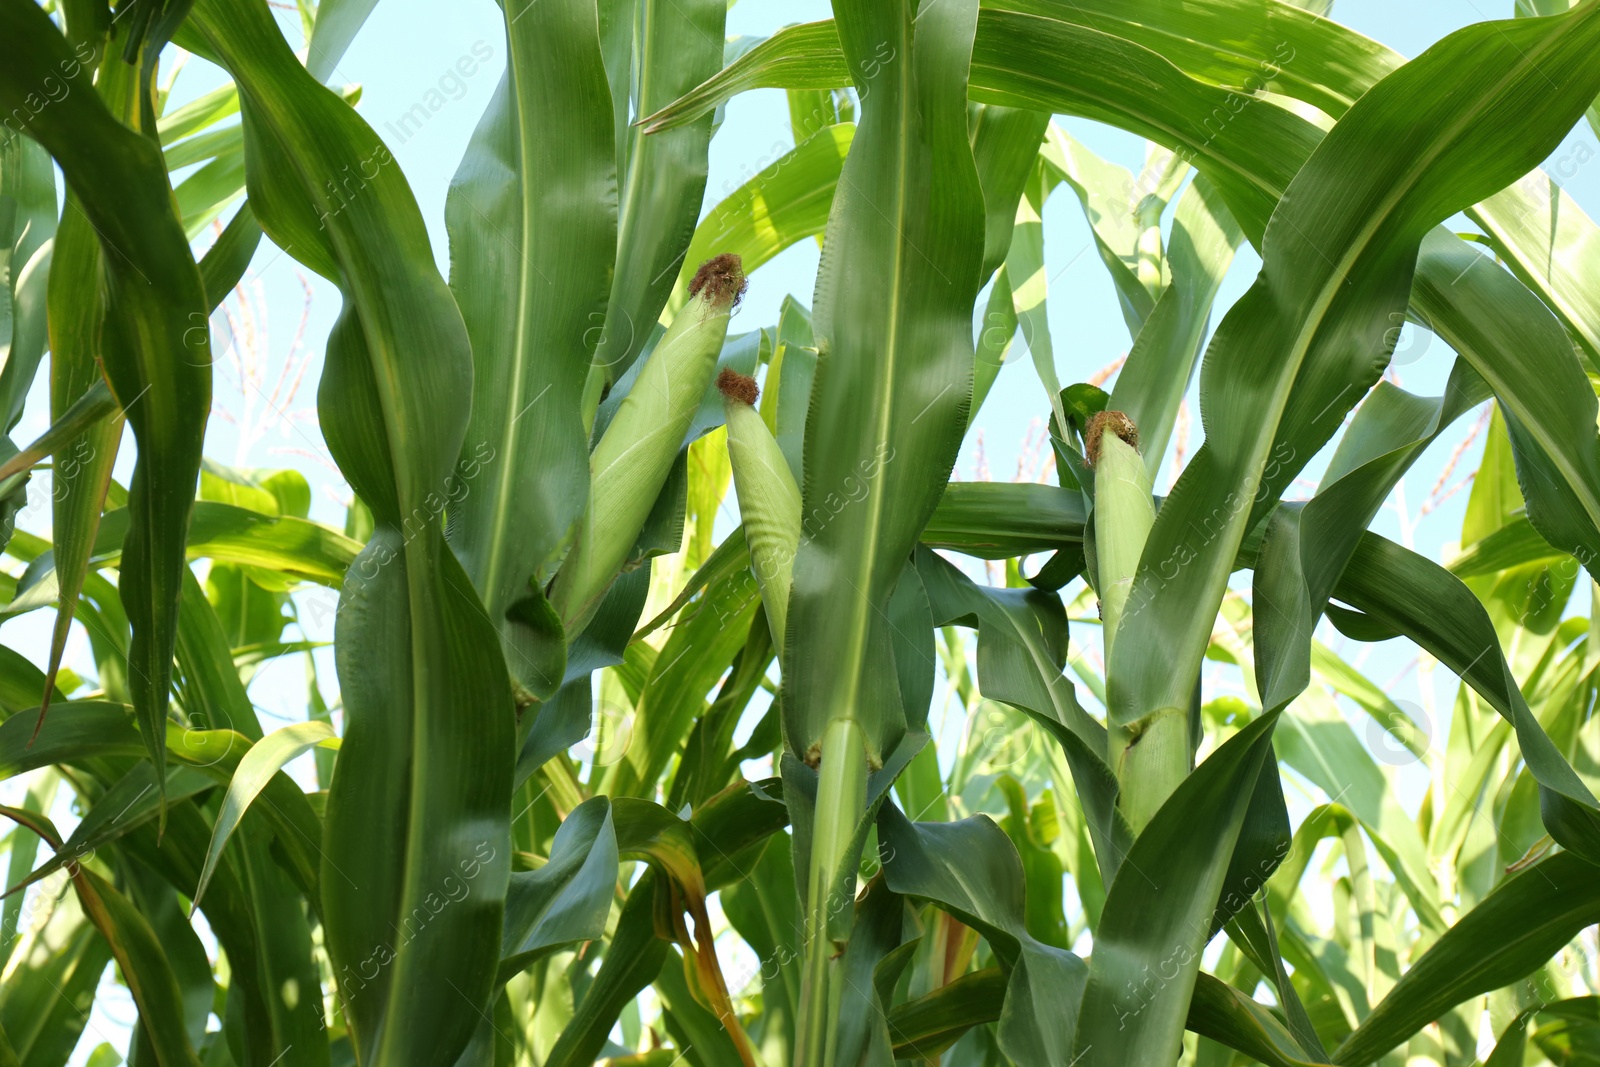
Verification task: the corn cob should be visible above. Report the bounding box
[550,254,747,634]
[1088,409,1153,662]
[1090,409,1184,834]
[719,368,800,652]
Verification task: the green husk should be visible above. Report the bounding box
[720,369,801,651]
[1090,410,1155,662]
[550,254,747,634]
[1089,411,1177,834]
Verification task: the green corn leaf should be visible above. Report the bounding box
[1308,642,1431,765]
[174,144,247,236]
[186,2,519,1060]
[787,85,840,145]
[0,768,57,971]
[1073,709,1283,1065]
[1262,806,1380,1037]
[1108,172,1241,471]
[1515,0,1600,133]
[886,966,1007,1060]
[1334,851,1600,1066]
[645,6,1600,568]
[985,9,1600,567]
[688,776,791,890]
[0,702,322,888]
[544,878,670,1067]
[64,870,199,1067]
[445,0,617,700]
[640,477,1088,642]
[0,130,55,434]
[0,699,145,775]
[163,122,238,170]
[886,961,1329,1067]
[196,199,262,307]
[639,21,846,133]
[1246,362,1497,936]
[826,875,912,1067]
[921,481,1085,560]
[67,865,199,1067]
[1187,972,1324,1067]
[193,721,340,912]
[157,82,238,144]
[1043,129,1176,338]
[781,3,990,1043]
[654,948,752,1067]
[2,715,326,1064]
[784,0,986,763]
[604,566,757,798]
[119,858,214,1053]
[1272,687,1443,934]
[591,0,727,386]
[1330,534,1600,863]
[666,612,775,809]
[971,264,1018,422]
[543,783,787,1066]
[118,796,319,1063]
[1,763,211,901]
[1409,229,1600,574]
[1478,172,1600,374]
[1107,5,1600,820]
[972,106,1050,281]
[5,502,358,622]
[665,124,853,318]
[0,645,66,716]
[916,546,1129,886]
[1449,516,1567,579]
[997,0,1600,408]
[720,831,801,1062]
[879,803,1088,1067]
[173,566,265,739]
[304,0,379,81]
[0,380,118,486]
[0,807,201,1067]
[2,1,214,806]
[515,567,650,788]
[101,788,328,1066]
[0,878,110,1063]
[1005,157,1064,427]
[1209,760,1293,940]
[498,796,617,979]
[38,194,123,746]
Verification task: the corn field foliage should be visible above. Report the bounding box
[5,0,1600,1063]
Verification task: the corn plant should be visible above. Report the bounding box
[3,0,1600,1064]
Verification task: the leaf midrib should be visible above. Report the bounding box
[832,25,916,730]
